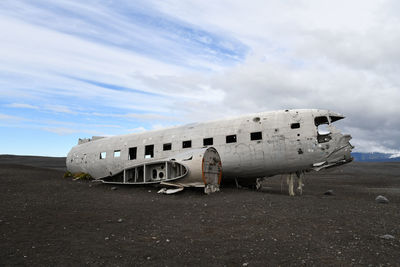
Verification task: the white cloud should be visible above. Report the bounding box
[0,13,236,116]
[41,127,81,135]
[44,105,76,114]
[6,103,39,109]
[1,0,400,155]
[137,0,400,153]
[0,113,25,121]
[126,127,147,133]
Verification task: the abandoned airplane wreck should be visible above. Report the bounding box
[66,109,353,194]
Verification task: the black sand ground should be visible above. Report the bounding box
[1,155,399,266]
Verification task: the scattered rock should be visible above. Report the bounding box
[111,187,117,190]
[380,234,395,240]
[375,195,389,204]
[242,263,249,266]
[324,190,334,195]
[117,218,123,223]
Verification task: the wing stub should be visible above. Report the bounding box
[99,147,223,193]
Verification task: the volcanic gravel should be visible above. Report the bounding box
[1,155,400,266]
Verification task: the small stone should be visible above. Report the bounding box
[166,239,170,242]
[324,190,334,195]
[380,234,395,240]
[105,237,109,240]
[111,187,117,190]
[117,218,123,223]
[375,195,389,204]
[148,190,152,193]
[147,256,151,260]
[242,263,249,266]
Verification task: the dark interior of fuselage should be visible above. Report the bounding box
[314,115,344,143]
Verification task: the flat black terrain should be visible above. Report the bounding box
[0,155,66,171]
[1,156,399,266]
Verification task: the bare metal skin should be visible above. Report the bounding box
[66,109,353,193]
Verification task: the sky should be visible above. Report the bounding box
[1,0,400,157]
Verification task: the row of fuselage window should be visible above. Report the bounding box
[98,131,265,160]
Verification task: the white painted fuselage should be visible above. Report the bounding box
[66,109,353,184]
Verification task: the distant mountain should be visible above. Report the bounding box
[352,152,400,162]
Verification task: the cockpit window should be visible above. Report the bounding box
[330,116,344,123]
[314,116,332,143]
[315,116,329,126]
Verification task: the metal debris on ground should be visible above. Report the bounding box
[157,187,184,194]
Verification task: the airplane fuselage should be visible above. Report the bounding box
[67,109,353,186]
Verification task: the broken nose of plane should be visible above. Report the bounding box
[326,134,354,166]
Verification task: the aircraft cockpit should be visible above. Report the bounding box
[314,112,345,143]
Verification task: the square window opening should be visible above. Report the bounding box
[129,147,137,160]
[100,152,106,159]
[163,143,172,151]
[291,123,300,129]
[203,137,213,146]
[114,150,121,158]
[182,140,192,148]
[250,132,262,141]
[226,134,237,143]
[315,116,329,126]
[145,145,154,158]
